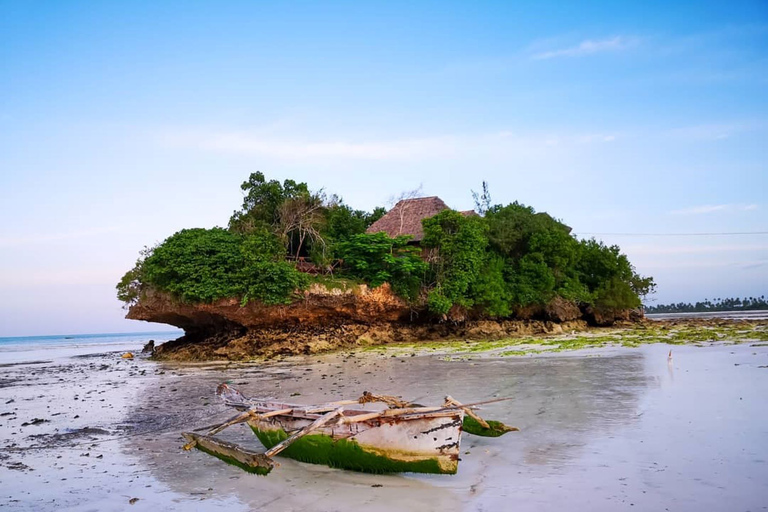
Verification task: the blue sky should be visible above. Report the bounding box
[1,1,766,336]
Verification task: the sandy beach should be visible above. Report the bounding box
[2,332,768,511]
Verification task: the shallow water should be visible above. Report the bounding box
[647,309,768,321]
[0,331,181,364]
[2,341,767,511]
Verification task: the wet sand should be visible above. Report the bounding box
[2,341,768,511]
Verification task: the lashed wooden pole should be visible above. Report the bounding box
[264,407,344,458]
[181,432,275,474]
[444,396,491,429]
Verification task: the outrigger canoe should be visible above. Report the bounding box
[182,384,518,475]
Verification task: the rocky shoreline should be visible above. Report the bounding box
[127,284,648,361]
[128,283,768,362]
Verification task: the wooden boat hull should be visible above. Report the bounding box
[247,406,464,474]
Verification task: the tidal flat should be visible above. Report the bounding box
[1,322,767,511]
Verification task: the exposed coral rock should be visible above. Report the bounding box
[544,297,582,322]
[127,284,636,361]
[151,319,590,361]
[512,304,545,320]
[582,306,636,326]
[127,284,409,332]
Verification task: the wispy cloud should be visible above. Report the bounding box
[531,36,636,60]
[0,268,121,287]
[625,244,768,256]
[665,121,767,141]
[0,227,121,248]
[157,129,618,161]
[638,260,767,270]
[741,260,768,270]
[669,204,759,215]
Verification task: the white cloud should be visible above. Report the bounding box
[0,227,122,248]
[669,204,729,215]
[638,260,766,270]
[624,244,768,256]
[531,36,635,60]
[0,267,122,287]
[157,129,619,162]
[669,204,760,215]
[667,124,738,141]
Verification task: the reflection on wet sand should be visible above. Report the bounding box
[125,350,649,510]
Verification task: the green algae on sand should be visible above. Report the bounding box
[374,322,768,360]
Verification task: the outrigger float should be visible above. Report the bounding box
[182,384,518,475]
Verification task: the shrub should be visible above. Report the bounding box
[336,232,427,301]
[130,227,307,305]
[422,210,488,313]
[142,228,244,303]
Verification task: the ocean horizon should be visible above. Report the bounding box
[0,330,182,365]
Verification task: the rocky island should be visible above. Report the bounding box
[120,174,654,360]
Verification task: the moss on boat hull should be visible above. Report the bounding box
[193,440,273,476]
[250,426,454,474]
[461,416,518,437]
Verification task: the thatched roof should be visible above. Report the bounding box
[366,196,475,242]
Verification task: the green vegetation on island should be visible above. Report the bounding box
[118,173,655,319]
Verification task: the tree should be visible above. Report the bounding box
[576,239,653,310]
[485,202,570,261]
[228,172,310,234]
[239,229,309,305]
[141,228,245,303]
[471,181,492,216]
[323,200,373,243]
[278,190,327,260]
[422,210,488,315]
[120,227,308,305]
[336,232,427,301]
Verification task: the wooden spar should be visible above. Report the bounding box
[206,395,513,431]
[444,396,490,429]
[302,400,360,413]
[339,406,442,424]
[253,408,294,420]
[184,408,298,450]
[194,410,252,433]
[181,411,251,450]
[181,432,275,474]
[263,407,345,458]
[338,396,515,424]
[442,396,519,437]
[206,411,253,436]
[190,403,358,445]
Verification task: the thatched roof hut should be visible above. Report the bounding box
[366,196,475,242]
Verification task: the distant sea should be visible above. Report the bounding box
[646,310,768,321]
[0,331,182,365]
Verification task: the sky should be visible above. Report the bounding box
[1,1,766,336]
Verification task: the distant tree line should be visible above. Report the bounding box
[118,173,655,318]
[644,296,768,314]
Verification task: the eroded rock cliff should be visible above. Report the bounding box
[127,284,638,360]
